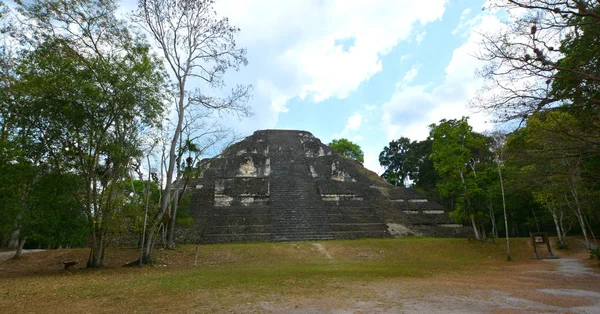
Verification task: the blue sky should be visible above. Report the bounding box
[120,0,507,174]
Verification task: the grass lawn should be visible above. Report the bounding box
[0,237,597,313]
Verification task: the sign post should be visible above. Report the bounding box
[530,232,556,259]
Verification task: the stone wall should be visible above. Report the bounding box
[175,129,470,244]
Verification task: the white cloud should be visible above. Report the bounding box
[402,65,420,84]
[347,113,363,130]
[415,31,427,44]
[365,104,377,111]
[381,14,503,142]
[332,112,365,143]
[363,151,384,175]
[452,8,474,36]
[256,80,290,113]
[214,0,448,106]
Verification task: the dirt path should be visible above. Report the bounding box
[0,250,45,263]
[248,253,600,313]
[383,256,600,313]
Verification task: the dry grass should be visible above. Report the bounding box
[0,238,598,313]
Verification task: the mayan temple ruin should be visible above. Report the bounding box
[175,130,469,243]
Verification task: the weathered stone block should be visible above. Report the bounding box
[174,129,470,244]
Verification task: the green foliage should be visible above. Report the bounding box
[379,137,442,202]
[175,193,194,229]
[556,241,568,250]
[551,6,600,108]
[429,117,493,237]
[0,0,167,265]
[329,138,364,163]
[23,172,90,248]
[589,248,600,261]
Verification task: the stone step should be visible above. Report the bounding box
[331,230,390,239]
[272,235,335,242]
[200,233,272,244]
[204,225,272,234]
[329,223,388,232]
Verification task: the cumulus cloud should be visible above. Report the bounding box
[214,0,448,109]
[402,65,420,84]
[381,14,503,142]
[347,113,363,130]
[333,112,364,142]
[415,31,427,44]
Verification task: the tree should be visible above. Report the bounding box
[379,137,440,195]
[134,0,252,264]
[379,137,413,186]
[12,0,166,267]
[490,132,511,260]
[429,117,489,240]
[477,0,600,245]
[506,111,598,249]
[329,138,364,164]
[476,0,600,121]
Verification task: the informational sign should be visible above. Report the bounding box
[529,232,556,259]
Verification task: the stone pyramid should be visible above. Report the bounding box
[176,130,469,244]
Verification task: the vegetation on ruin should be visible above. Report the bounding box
[329,138,365,164]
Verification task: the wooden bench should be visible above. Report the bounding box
[63,261,78,270]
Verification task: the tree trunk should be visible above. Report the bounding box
[470,214,480,240]
[7,224,21,249]
[140,86,185,264]
[167,189,179,249]
[13,237,26,259]
[489,200,497,241]
[480,221,487,240]
[559,206,568,242]
[87,227,105,268]
[531,208,540,232]
[549,206,563,244]
[568,172,590,250]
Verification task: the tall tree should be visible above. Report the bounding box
[329,138,364,164]
[429,117,489,240]
[490,132,511,260]
[476,0,600,121]
[507,111,598,249]
[379,137,413,186]
[134,0,251,264]
[13,0,166,267]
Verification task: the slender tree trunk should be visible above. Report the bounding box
[167,189,179,249]
[549,206,563,244]
[480,222,487,240]
[496,161,510,260]
[567,172,590,250]
[139,155,152,266]
[7,218,21,249]
[582,209,598,250]
[141,86,185,264]
[460,170,480,240]
[87,228,104,268]
[13,237,26,259]
[470,214,481,240]
[489,199,497,242]
[559,206,568,242]
[531,208,540,232]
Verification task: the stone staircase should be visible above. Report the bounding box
[269,154,334,242]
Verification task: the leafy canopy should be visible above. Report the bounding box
[329,138,364,164]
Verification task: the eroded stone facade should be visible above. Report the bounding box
[175,130,469,243]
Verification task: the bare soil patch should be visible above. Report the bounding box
[0,238,599,313]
